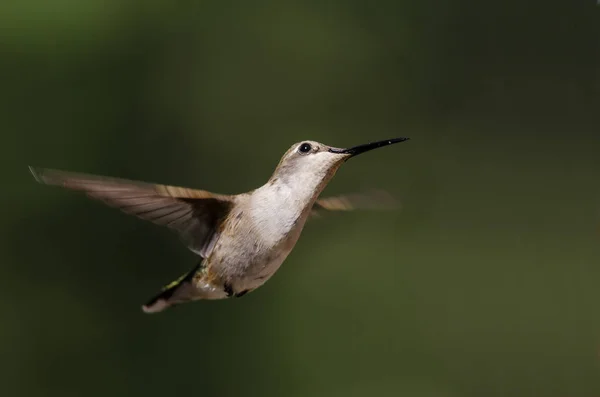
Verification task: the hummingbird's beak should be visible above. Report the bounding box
[328,137,410,157]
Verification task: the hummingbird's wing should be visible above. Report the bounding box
[29,167,233,258]
[311,190,399,217]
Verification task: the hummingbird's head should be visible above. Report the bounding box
[270,137,410,190]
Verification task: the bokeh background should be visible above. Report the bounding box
[2,1,600,396]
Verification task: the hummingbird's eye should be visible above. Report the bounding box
[298,143,312,153]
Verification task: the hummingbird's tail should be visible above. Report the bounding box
[142,261,203,314]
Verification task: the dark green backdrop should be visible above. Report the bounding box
[2,1,599,396]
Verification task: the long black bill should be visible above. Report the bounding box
[329,137,410,157]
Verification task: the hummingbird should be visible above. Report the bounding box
[29,137,409,313]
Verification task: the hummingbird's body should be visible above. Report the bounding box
[30,138,408,313]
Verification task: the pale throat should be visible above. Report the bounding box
[249,169,330,245]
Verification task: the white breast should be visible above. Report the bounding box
[249,184,304,247]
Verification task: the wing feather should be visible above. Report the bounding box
[312,190,399,217]
[29,167,233,257]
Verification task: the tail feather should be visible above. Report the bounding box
[142,262,202,314]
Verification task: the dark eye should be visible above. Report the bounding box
[298,143,312,153]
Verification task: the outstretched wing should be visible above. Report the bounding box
[29,167,233,258]
[312,190,400,217]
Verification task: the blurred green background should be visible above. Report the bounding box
[2,0,600,396]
